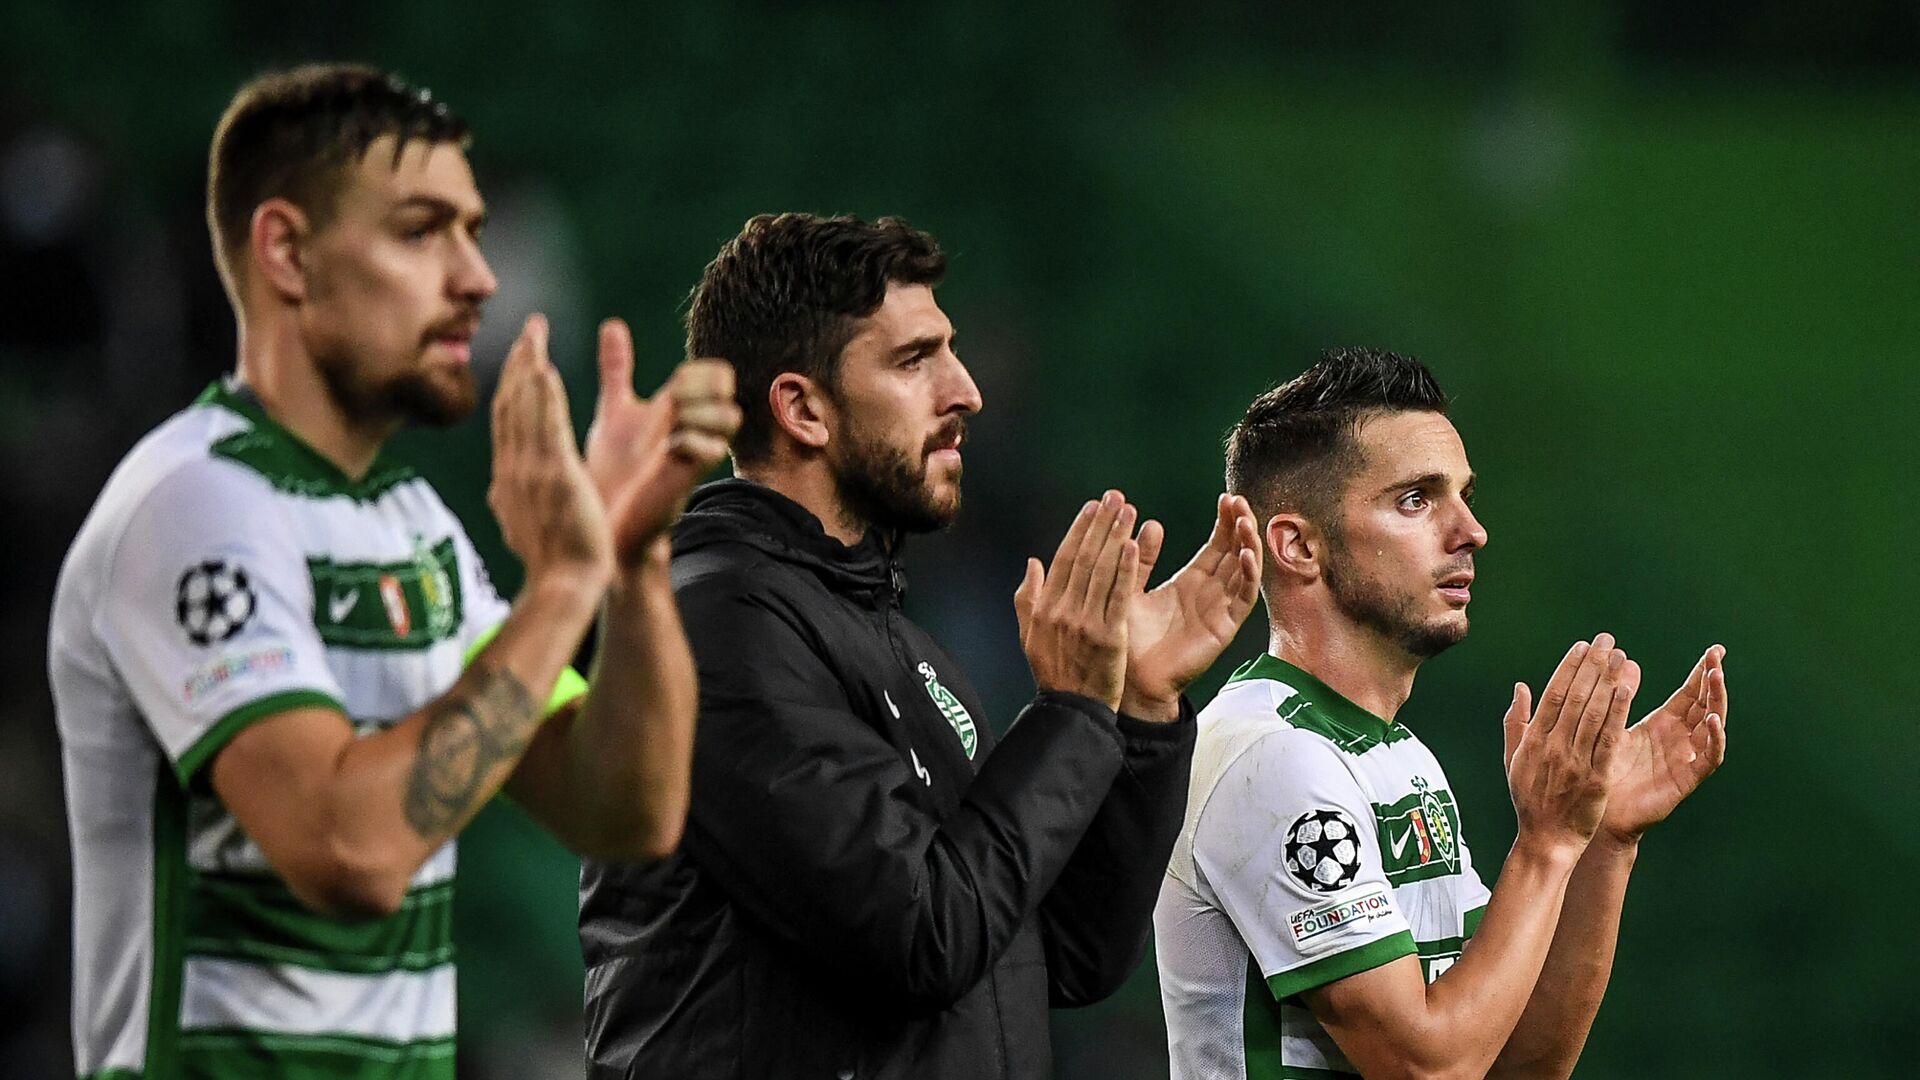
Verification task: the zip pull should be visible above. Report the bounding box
[888,563,907,600]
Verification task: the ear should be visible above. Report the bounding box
[250,197,311,303]
[1265,512,1323,584]
[768,371,833,452]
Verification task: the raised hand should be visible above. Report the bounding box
[488,314,613,592]
[1120,493,1262,721]
[1012,491,1140,711]
[1502,633,1640,858]
[582,318,740,566]
[1598,644,1729,842]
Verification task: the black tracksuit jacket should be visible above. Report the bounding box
[578,479,1195,1079]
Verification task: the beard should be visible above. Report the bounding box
[315,343,477,429]
[831,412,965,535]
[1321,537,1468,659]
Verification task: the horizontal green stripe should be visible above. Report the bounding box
[78,1070,142,1080]
[186,875,453,974]
[1265,930,1416,1002]
[1280,1069,1358,1079]
[176,690,345,787]
[178,1029,453,1079]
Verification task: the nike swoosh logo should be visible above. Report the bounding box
[328,588,360,624]
[911,748,931,787]
[885,690,901,719]
[1388,826,1413,860]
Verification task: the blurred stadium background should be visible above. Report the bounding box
[3,2,1914,1076]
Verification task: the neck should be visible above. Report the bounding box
[234,313,396,481]
[1266,601,1420,723]
[735,455,868,547]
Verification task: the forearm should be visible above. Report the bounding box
[517,543,696,860]
[1487,834,1638,1080]
[323,575,600,894]
[1316,837,1581,1080]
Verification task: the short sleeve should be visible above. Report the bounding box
[96,462,346,787]
[1193,731,1416,1002]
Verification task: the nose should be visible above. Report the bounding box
[943,351,983,417]
[452,234,498,304]
[1454,500,1488,553]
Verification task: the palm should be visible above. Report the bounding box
[582,319,739,566]
[1126,496,1262,702]
[1601,646,1729,840]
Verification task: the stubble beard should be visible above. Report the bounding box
[832,412,964,536]
[315,343,476,430]
[1321,534,1468,660]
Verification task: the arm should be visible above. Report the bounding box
[1036,493,1259,1005]
[677,493,1139,1010]
[1298,636,1632,1080]
[506,320,737,861]
[1036,704,1195,1006]
[209,314,614,918]
[1489,645,1729,1080]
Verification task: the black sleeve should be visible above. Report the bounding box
[1037,699,1197,1007]
[678,581,1130,1011]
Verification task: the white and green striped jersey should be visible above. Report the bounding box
[1155,654,1492,1080]
[48,381,520,1080]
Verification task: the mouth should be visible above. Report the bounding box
[925,425,966,465]
[1436,570,1474,605]
[425,317,480,364]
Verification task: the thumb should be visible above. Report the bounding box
[596,317,635,410]
[1504,682,1532,771]
[1013,557,1042,643]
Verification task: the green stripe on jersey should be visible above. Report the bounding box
[1264,930,1416,1002]
[78,1071,143,1080]
[198,382,418,503]
[185,876,454,974]
[147,767,190,1077]
[1225,655,1411,753]
[175,689,345,787]
[1372,786,1465,885]
[1242,961,1360,1080]
[309,538,464,650]
[177,1029,454,1079]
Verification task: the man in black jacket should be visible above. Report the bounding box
[579,213,1262,1079]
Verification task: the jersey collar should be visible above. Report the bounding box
[1226,653,1409,746]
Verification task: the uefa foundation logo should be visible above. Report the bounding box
[176,559,257,646]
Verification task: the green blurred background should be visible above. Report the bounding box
[2,1,1913,1076]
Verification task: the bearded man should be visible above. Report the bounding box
[578,212,1264,1079]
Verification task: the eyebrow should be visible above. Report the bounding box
[1377,470,1475,497]
[391,195,487,229]
[890,332,951,359]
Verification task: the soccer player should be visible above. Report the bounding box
[47,65,738,1078]
[577,213,1263,1079]
[1155,349,1730,1079]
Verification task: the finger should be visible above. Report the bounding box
[1503,682,1532,771]
[493,315,546,449]
[1704,649,1729,729]
[1064,491,1124,604]
[1590,658,1639,769]
[1651,643,1716,723]
[1571,646,1626,758]
[597,317,636,410]
[1556,633,1616,745]
[1080,501,1136,610]
[1104,538,1140,623]
[669,357,737,404]
[1135,518,1166,588]
[667,430,732,468]
[675,400,744,436]
[1044,500,1100,603]
[1013,557,1042,642]
[1696,712,1728,773]
[1533,639,1592,736]
[1195,493,1238,575]
[1229,547,1261,614]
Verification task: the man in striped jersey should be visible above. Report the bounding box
[1155,349,1730,1079]
[48,65,738,1078]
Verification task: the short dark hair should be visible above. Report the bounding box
[685,213,947,464]
[207,63,470,303]
[1225,347,1450,534]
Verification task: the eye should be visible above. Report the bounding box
[1398,490,1429,512]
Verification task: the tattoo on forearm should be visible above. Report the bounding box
[403,667,538,839]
